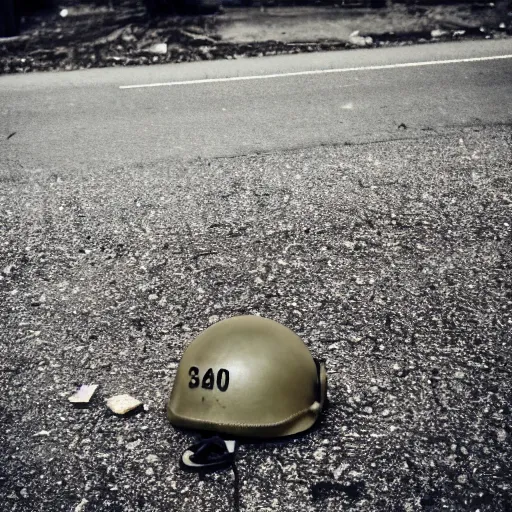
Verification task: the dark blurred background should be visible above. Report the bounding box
[4,0,496,37]
[1,0,510,70]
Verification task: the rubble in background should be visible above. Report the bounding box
[0,1,511,73]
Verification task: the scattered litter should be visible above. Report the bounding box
[68,384,98,405]
[147,43,168,55]
[453,30,466,36]
[145,467,155,476]
[33,430,51,437]
[431,29,448,38]
[107,394,143,415]
[349,31,373,47]
[59,9,69,17]
[499,22,506,29]
[20,488,29,499]
[454,371,465,380]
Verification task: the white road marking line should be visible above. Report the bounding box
[119,54,512,89]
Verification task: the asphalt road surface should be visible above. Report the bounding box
[1,39,511,512]
[1,39,512,170]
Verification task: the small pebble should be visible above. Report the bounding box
[457,474,468,484]
[333,463,349,480]
[2,264,15,275]
[313,448,326,461]
[126,439,141,450]
[74,498,88,512]
[208,315,219,324]
[497,429,507,442]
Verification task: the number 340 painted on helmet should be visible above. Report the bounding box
[188,367,230,392]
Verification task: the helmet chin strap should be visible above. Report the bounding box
[181,436,238,472]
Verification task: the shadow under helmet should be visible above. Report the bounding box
[167,315,327,438]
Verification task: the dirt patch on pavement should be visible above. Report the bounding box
[1,1,511,74]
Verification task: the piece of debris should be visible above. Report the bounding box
[68,384,98,405]
[333,463,350,480]
[107,394,143,415]
[59,9,69,17]
[398,123,407,130]
[33,430,51,437]
[147,43,168,55]
[431,29,449,38]
[457,474,468,484]
[126,439,141,450]
[349,31,373,47]
[74,498,88,512]
[313,448,326,461]
[7,132,16,140]
[2,264,15,276]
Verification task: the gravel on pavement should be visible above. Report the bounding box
[0,125,511,511]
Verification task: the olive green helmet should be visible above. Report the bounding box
[167,315,327,438]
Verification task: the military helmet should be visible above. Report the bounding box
[167,315,327,438]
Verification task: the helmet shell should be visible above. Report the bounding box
[167,315,326,438]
